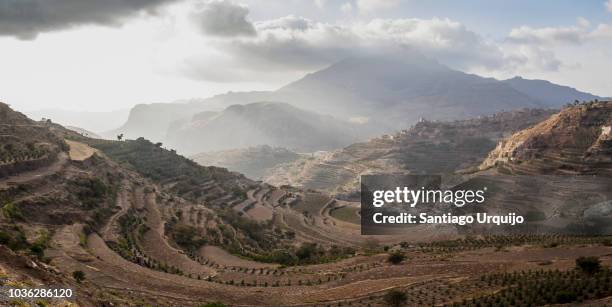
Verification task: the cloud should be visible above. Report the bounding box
[506,19,612,46]
[191,0,255,37]
[499,19,612,75]
[357,0,400,13]
[179,5,612,83]
[0,0,177,40]
[340,2,353,13]
[181,16,513,82]
[314,0,328,9]
[607,0,612,12]
[507,25,588,45]
[502,45,563,72]
[592,23,612,39]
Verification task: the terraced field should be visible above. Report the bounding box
[2,103,612,306]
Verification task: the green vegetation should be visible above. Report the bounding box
[29,230,50,259]
[200,303,226,307]
[71,178,110,209]
[72,270,85,283]
[0,227,29,251]
[452,264,612,306]
[90,138,238,193]
[2,202,23,220]
[168,223,207,253]
[329,205,360,224]
[417,234,612,253]
[254,243,355,266]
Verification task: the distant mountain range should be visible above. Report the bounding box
[102,52,603,154]
[165,102,362,155]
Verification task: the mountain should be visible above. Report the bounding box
[276,54,542,128]
[25,108,130,134]
[165,102,362,155]
[502,76,602,108]
[107,92,274,141]
[3,102,612,306]
[265,108,556,195]
[480,100,612,175]
[111,53,603,147]
[191,145,302,180]
[451,101,612,235]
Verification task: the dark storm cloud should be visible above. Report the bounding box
[0,0,177,39]
[191,0,256,37]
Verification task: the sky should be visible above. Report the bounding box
[0,0,611,112]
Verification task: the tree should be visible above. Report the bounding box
[576,256,600,274]
[384,289,407,307]
[29,243,45,258]
[72,270,86,283]
[387,251,406,265]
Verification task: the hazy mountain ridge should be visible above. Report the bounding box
[106,92,276,141]
[276,55,542,125]
[503,76,603,108]
[110,53,602,153]
[165,101,363,155]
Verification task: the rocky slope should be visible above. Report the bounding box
[265,108,557,195]
[3,102,612,306]
[480,101,612,175]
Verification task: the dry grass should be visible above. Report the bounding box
[66,140,97,161]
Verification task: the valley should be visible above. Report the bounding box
[1,101,612,306]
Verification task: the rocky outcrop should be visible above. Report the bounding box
[480,101,612,174]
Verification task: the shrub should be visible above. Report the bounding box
[72,270,86,283]
[387,251,406,265]
[0,231,10,244]
[2,202,23,220]
[383,289,407,307]
[576,256,601,274]
[29,243,45,258]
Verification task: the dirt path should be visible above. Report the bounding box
[0,152,68,189]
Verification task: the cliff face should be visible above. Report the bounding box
[481,101,612,174]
